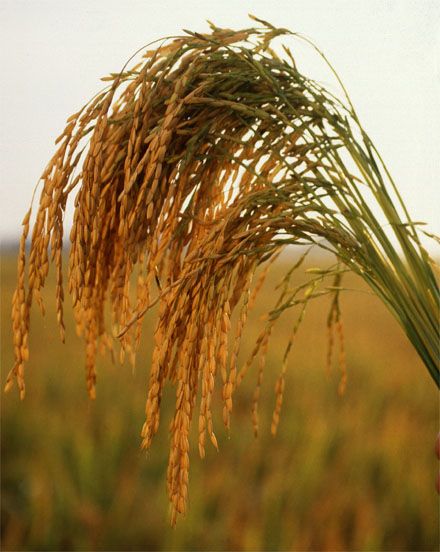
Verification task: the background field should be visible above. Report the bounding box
[1,250,439,551]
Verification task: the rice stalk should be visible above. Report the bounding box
[6,16,439,523]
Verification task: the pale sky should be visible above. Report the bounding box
[1,0,439,252]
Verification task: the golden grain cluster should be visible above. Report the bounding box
[6,17,438,523]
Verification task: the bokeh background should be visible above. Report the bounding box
[1,1,439,551]
[1,254,439,551]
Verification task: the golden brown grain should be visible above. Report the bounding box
[7,17,439,524]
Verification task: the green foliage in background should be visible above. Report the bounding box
[2,254,438,551]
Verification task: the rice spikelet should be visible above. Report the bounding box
[7,17,439,524]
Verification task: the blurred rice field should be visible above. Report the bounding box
[1,250,439,551]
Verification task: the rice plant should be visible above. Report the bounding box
[6,17,439,523]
